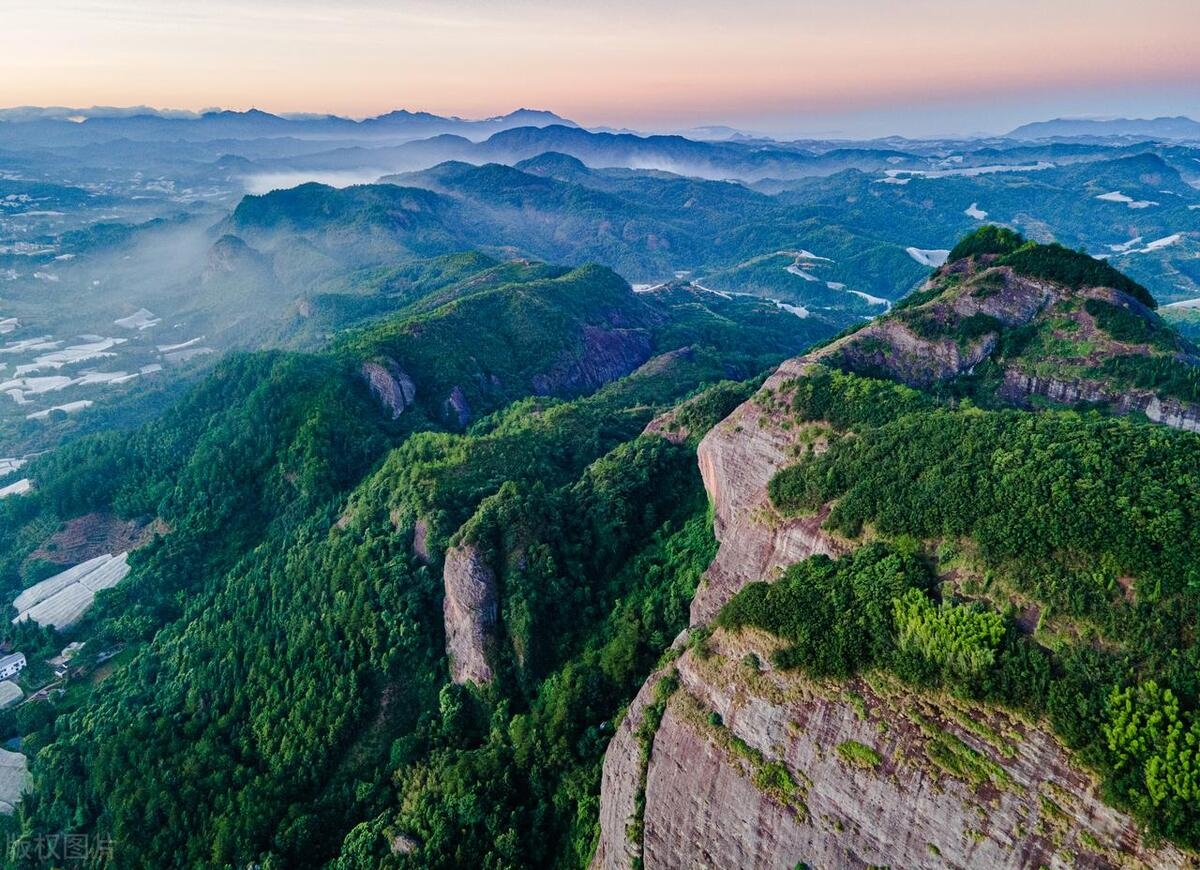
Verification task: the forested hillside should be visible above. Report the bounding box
[0,260,807,868]
[5,229,1200,869]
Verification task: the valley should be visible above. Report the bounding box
[0,111,1197,461]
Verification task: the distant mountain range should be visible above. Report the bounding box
[1008,116,1200,141]
[4,106,1200,148]
[0,106,578,145]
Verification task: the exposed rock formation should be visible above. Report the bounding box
[203,234,273,281]
[812,261,1200,433]
[1000,370,1200,432]
[821,319,999,389]
[532,325,653,396]
[594,666,667,869]
[811,267,1056,389]
[947,266,1056,325]
[595,246,1200,868]
[594,630,1190,870]
[692,357,847,624]
[412,518,432,565]
[598,312,1200,866]
[444,385,472,428]
[360,358,416,419]
[442,542,498,685]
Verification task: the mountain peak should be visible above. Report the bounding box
[513,150,591,177]
[814,230,1200,429]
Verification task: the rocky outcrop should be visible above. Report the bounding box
[1145,395,1200,432]
[948,267,1055,326]
[412,518,432,565]
[691,357,847,624]
[594,630,1190,870]
[443,542,498,685]
[820,319,999,388]
[203,234,272,280]
[599,336,1200,867]
[1000,370,1200,433]
[596,248,1200,869]
[532,325,653,396]
[360,358,416,419]
[444,385,472,428]
[810,267,1060,389]
[811,260,1200,432]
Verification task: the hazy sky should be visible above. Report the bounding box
[2,0,1198,137]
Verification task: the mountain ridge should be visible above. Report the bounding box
[812,227,1200,429]
[594,234,1200,868]
[1009,115,1200,141]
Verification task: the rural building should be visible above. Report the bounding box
[0,654,26,681]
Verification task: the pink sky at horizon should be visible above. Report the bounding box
[1,0,1198,137]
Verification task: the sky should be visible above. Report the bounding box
[1,0,1198,138]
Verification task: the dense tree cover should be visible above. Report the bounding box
[660,378,759,446]
[1105,682,1200,829]
[350,351,761,561]
[328,455,716,869]
[907,309,1003,345]
[277,253,565,348]
[779,365,934,430]
[333,263,823,429]
[718,546,1046,709]
[946,225,1024,261]
[718,545,929,677]
[1084,297,1176,350]
[1,352,394,606]
[892,589,1007,685]
[751,367,1200,846]
[0,353,407,868]
[457,436,701,694]
[1091,354,1200,404]
[1,259,781,868]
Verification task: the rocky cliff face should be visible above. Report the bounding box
[692,357,846,624]
[443,385,473,428]
[442,541,498,685]
[531,325,654,396]
[361,358,417,419]
[1000,370,1200,432]
[594,244,1200,867]
[203,234,274,281]
[593,629,1188,870]
[821,319,999,389]
[812,266,1055,389]
[596,327,1200,867]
